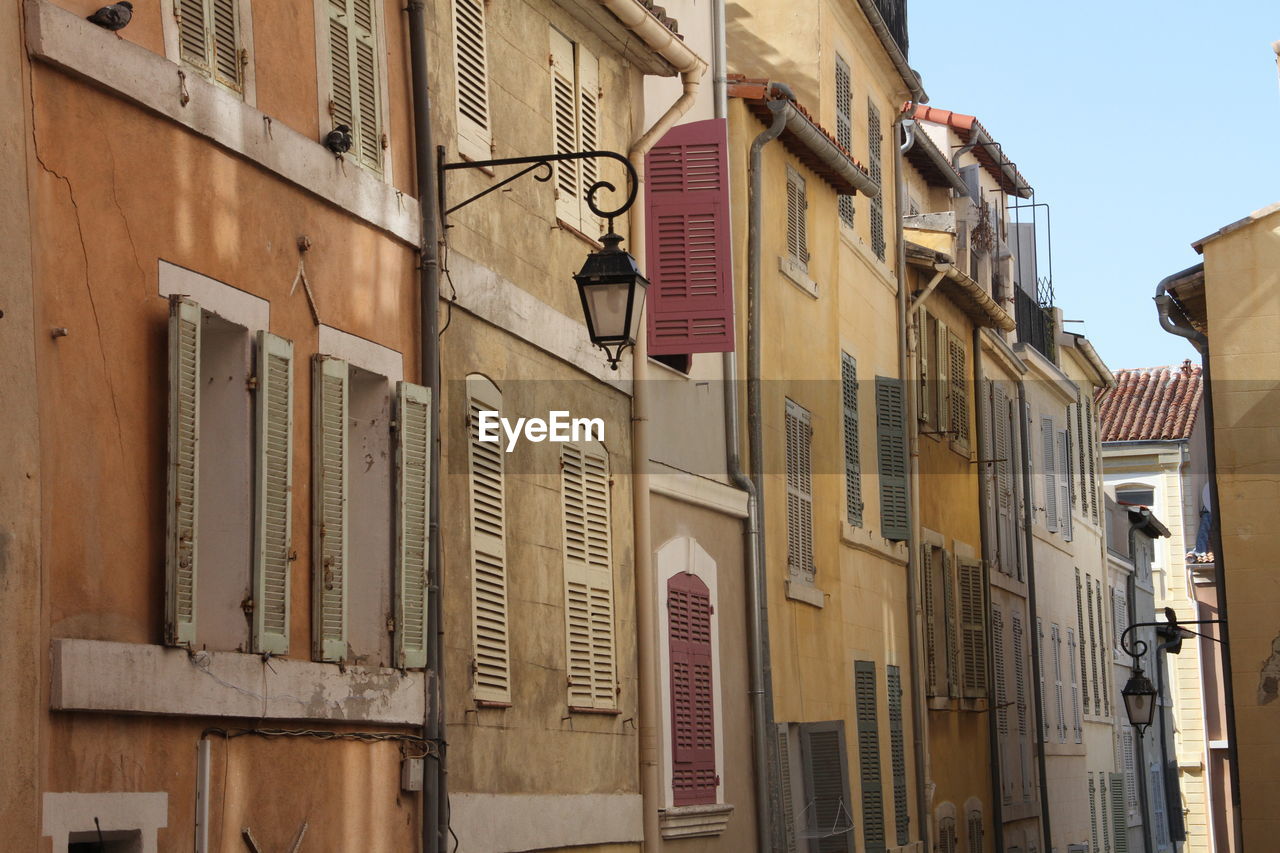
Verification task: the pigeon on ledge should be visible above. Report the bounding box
[325,125,353,155]
[87,2,133,31]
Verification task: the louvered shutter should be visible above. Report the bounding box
[1089,774,1100,853]
[1096,579,1111,715]
[947,333,968,446]
[176,0,242,93]
[1122,730,1137,811]
[1076,569,1090,713]
[842,353,863,526]
[468,378,509,700]
[1111,773,1128,853]
[942,551,959,697]
[1101,775,1113,853]
[328,0,382,171]
[1015,615,1030,797]
[1052,624,1065,742]
[786,166,808,266]
[835,55,853,228]
[938,817,957,853]
[176,0,209,71]
[1112,587,1127,657]
[1151,766,1168,847]
[670,573,716,805]
[576,45,601,232]
[550,29,580,225]
[1087,575,1100,715]
[959,559,987,697]
[917,309,931,426]
[1032,616,1044,743]
[799,721,854,853]
[1057,430,1073,539]
[967,810,984,853]
[1041,417,1057,532]
[1069,628,1082,742]
[785,400,814,582]
[922,545,939,695]
[993,383,1015,576]
[644,119,735,355]
[1086,397,1099,523]
[854,662,885,853]
[867,99,885,260]
[886,665,909,845]
[165,296,201,647]
[395,382,431,669]
[777,724,800,853]
[562,443,617,709]
[875,377,908,540]
[453,0,491,161]
[252,332,293,655]
[992,606,1009,799]
[312,356,349,662]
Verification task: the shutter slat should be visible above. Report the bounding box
[211,0,241,91]
[842,354,863,526]
[923,545,938,695]
[670,573,716,805]
[886,665,909,845]
[165,296,202,647]
[1058,429,1073,539]
[468,378,509,699]
[1077,567,1091,714]
[328,15,353,128]
[312,356,349,662]
[252,332,293,655]
[855,661,885,853]
[947,333,968,445]
[942,551,958,697]
[453,0,491,158]
[875,377,908,540]
[867,99,885,260]
[576,45,601,232]
[395,382,431,669]
[785,400,814,582]
[1053,623,1065,742]
[1087,573,1100,715]
[354,36,381,169]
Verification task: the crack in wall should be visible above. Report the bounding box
[103,133,145,282]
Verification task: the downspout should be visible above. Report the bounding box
[406,4,445,852]
[1017,377,1053,851]
[972,328,1004,853]
[631,65,705,853]
[897,105,932,852]
[1155,265,1242,851]
[746,89,789,852]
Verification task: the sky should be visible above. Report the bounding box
[909,0,1280,371]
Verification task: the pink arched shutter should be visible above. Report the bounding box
[669,572,716,805]
[645,119,735,356]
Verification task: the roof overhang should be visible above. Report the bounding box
[1164,267,1208,335]
[904,242,1015,332]
[912,105,1032,198]
[853,0,927,103]
[903,119,967,193]
[1063,333,1115,388]
[1192,200,1280,253]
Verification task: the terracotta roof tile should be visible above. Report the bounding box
[1095,361,1202,442]
[911,104,1032,198]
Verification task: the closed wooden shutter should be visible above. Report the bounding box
[1015,614,1029,797]
[875,377,908,540]
[938,817,957,853]
[786,165,808,266]
[886,665,909,846]
[993,606,1011,802]
[453,0,491,161]
[1057,430,1073,539]
[1096,578,1111,715]
[176,0,209,71]
[1113,587,1127,657]
[1086,396,1099,523]
[1122,730,1137,811]
[1087,574,1100,715]
[1089,773,1100,853]
[993,383,1016,577]
[395,382,431,669]
[967,809,984,853]
[1069,628,1082,742]
[1101,773,1113,853]
[176,0,242,93]
[1031,616,1043,743]
[166,296,202,647]
[644,119,735,355]
[576,45,600,232]
[1151,766,1168,847]
[867,99,885,260]
[854,661,885,853]
[562,443,617,709]
[785,400,814,582]
[799,721,854,853]
[670,572,716,805]
[777,723,800,853]
[1111,772,1128,853]
[1052,623,1065,742]
[312,355,349,662]
[947,332,968,447]
[922,545,939,695]
[959,558,987,697]
[917,309,931,426]
[1076,568,1090,714]
[842,353,863,526]
[1041,417,1057,532]
[550,29,580,225]
[328,0,383,171]
[468,377,509,701]
[835,55,853,228]
[252,332,293,655]
[942,551,959,697]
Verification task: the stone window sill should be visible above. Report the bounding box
[840,522,909,564]
[778,256,818,299]
[785,578,826,608]
[659,803,734,839]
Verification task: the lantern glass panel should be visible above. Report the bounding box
[582,281,633,343]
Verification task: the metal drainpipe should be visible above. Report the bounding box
[1017,376,1053,851]
[406,4,445,852]
[1126,525,1155,853]
[896,106,933,852]
[972,328,1004,853]
[1155,267,1242,851]
[746,89,789,852]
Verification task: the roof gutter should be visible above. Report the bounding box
[1154,263,1207,353]
[1069,335,1115,388]
[905,252,1015,332]
[853,0,926,103]
[771,88,879,197]
[594,0,706,73]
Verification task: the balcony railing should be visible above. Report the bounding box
[870,0,909,58]
[1014,286,1055,362]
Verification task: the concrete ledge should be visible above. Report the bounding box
[450,792,642,852]
[840,521,910,565]
[51,638,424,724]
[659,802,734,839]
[25,0,420,247]
[784,578,826,608]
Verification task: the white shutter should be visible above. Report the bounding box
[1052,623,1065,742]
[550,29,580,226]
[1057,430,1072,540]
[312,355,349,662]
[468,377,509,701]
[453,0,491,161]
[327,1,354,136]
[576,44,601,233]
[176,0,210,72]
[562,442,616,709]
[1041,416,1057,532]
[785,400,814,582]
[327,0,382,171]
[165,296,202,647]
[395,382,431,669]
[1035,617,1046,743]
[252,332,293,655]
[1069,627,1082,742]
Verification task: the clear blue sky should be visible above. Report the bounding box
[909,0,1280,371]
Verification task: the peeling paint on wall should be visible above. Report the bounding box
[1257,634,1280,705]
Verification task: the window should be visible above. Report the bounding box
[1040,416,1058,533]
[561,441,617,710]
[453,0,491,161]
[785,164,809,269]
[550,28,600,234]
[785,400,815,582]
[835,55,853,228]
[323,0,385,172]
[886,664,909,845]
[875,377,908,541]
[172,0,245,94]
[958,558,987,698]
[467,375,509,702]
[918,311,949,437]
[867,99,885,260]
[1051,623,1065,742]
[842,353,863,526]
[669,572,716,805]
[1116,485,1155,508]
[922,541,956,697]
[797,721,855,850]
[947,332,969,450]
[967,807,984,853]
[854,661,885,851]
[937,805,958,853]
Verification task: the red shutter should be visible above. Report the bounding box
[645,119,735,356]
[669,572,716,805]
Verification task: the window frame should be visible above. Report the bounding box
[313,0,393,180]
[161,0,257,103]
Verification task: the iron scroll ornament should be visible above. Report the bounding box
[1119,615,1225,661]
[440,150,639,231]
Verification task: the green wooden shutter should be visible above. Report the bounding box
[252,331,293,655]
[922,545,938,695]
[842,353,863,527]
[395,382,431,669]
[469,378,510,700]
[165,295,201,647]
[835,55,853,228]
[312,355,349,662]
[453,0,492,161]
[777,723,799,853]
[959,558,987,697]
[875,377,908,540]
[799,721,854,853]
[947,332,968,446]
[855,661,885,853]
[886,665,909,845]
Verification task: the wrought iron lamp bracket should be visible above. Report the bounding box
[1120,617,1225,662]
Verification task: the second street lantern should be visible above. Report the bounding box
[574,230,649,369]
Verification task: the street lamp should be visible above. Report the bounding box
[574,230,648,369]
[1122,668,1158,732]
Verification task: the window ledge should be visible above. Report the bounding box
[784,578,826,608]
[659,803,735,839]
[926,696,952,711]
[778,256,819,299]
[557,217,605,249]
[842,231,898,294]
[840,522,909,565]
[568,705,622,715]
[948,438,971,460]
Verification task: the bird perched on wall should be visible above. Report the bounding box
[87,1,133,31]
[324,125,353,155]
